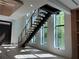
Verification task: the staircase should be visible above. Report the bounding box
[18,4,60,47]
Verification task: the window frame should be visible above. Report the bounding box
[54,12,65,50]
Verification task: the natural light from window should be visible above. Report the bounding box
[20,49,41,52]
[14,54,37,59]
[54,11,65,50]
[35,53,56,58]
[4,46,16,49]
[25,46,32,49]
[7,50,10,52]
[0,50,2,53]
[14,53,56,59]
[20,49,30,52]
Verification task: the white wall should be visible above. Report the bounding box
[11,0,72,58]
[10,0,48,45]
[28,0,72,58]
[29,13,72,58]
[48,0,70,14]
[64,11,72,58]
[11,16,26,44]
[47,13,72,58]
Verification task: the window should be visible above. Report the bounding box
[30,22,48,47]
[34,30,41,45]
[31,36,35,43]
[31,29,41,45]
[40,22,48,46]
[54,11,65,49]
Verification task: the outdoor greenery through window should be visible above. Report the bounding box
[31,28,41,44]
[40,22,48,46]
[54,11,65,49]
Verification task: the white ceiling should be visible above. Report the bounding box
[10,0,47,19]
[58,0,79,9]
[1,0,79,21]
[0,0,48,21]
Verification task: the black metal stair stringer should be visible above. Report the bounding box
[22,12,52,47]
[21,4,60,47]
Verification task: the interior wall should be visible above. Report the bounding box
[11,10,36,45]
[47,0,70,14]
[10,0,72,58]
[29,13,72,58]
[11,16,26,45]
[29,1,72,58]
[47,13,72,58]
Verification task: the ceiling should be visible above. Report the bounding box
[0,0,23,16]
[0,0,48,21]
[58,0,79,9]
[1,0,79,21]
[10,0,47,20]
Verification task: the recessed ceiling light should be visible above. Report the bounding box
[7,50,10,52]
[26,13,29,17]
[30,4,33,7]
[0,50,2,53]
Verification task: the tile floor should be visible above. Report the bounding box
[0,45,70,59]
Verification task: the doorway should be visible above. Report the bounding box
[0,20,12,44]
